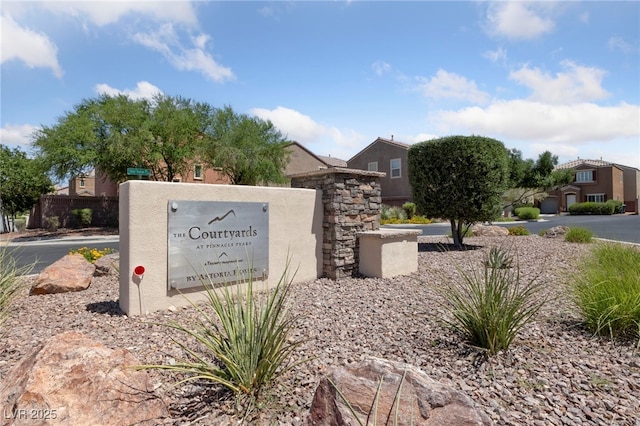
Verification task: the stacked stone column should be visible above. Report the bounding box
[290,168,383,279]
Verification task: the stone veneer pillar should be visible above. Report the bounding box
[290,167,384,279]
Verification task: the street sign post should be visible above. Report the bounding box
[127,167,151,178]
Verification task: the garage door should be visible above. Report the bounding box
[540,197,558,214]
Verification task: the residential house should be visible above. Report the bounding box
[544,159,639,213]
[347,137,412,206]
[284,141,347,177]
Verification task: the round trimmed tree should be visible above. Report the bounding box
[408,135,510,247]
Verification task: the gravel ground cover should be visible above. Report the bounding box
[1,235,639,425]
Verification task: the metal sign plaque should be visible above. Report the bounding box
[167,200,269,290]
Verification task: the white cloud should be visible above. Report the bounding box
[485,2,555,40]
[41,1,198,27]
[430,100,639,145]
[250,106,366,159]
[509,61,609,104]
[372,60,392,77]
[0,123,38,149]
[608,36,636,54]
[416,69,490,104]
[483,47,507,63]
[133,24,235,83]
[0,14,63,77]
[405,133,440,144]
[95,81,163,100]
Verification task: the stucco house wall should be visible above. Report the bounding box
[347,137,412,206]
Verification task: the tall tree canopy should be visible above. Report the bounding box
[32,95,289,186]
[408,135,510,247]
[505,149,574,208]
[0,145,54,223]
[33,94,209,183]
[199,106,290,186]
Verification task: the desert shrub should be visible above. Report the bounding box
[565,227,593,243]
[484,246,513,269]
[513,202,534,210]
[43,216,59,231]
[435,247,545,355]
[514,207,540,220]
[0,247,34,337]
[139,264,303,408]
[402,202,416,219]
[407,216,431,224]
[570,243,640,341]
[569,202,615,215]
[69,247,114,263]
[508,225,530,236]
[606,200,624,214]
[72,208,93,227]
[380,205,407,223]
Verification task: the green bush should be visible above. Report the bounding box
[380,205,407,222]
[570,243,640,341]
[568,202,615,215]
[565,227,593,243]
[514,207,540,220]
[1,247,34,337]
[435,247,546,355]
[139,264,303,406]
[44,216,59,231]
[402,202,416,219]
[508,225,531,236]
[513,202,534,210]
[72,208,93,227]
[606,199,624,214]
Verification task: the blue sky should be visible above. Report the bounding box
[2,1,639,169]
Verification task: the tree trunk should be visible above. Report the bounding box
[450,219,462,247]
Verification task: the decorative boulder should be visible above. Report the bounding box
[471,224,509,237]
[94,252,119,277]
[309,357,491,425]
[0,332,168,425]
[30,253,95,295]
[543,225,570,238]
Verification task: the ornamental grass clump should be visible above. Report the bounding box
[139,262,303,407]
[0,247,34,337]
[565,227,593,243]
[435,247,546,355]
[570,243,640,342]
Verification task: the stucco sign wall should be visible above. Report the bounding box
[167,200,269,290]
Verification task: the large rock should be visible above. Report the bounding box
[471,224,509,237]
[93,252,119,277]
[309,357,490,425]
[543,225,570,238]
[0,332,168,425]
[30,254,95,295]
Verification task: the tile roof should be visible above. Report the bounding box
[555,159,613,170]
[317,155,347,167]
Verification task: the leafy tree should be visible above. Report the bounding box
[505,150,574,209]
[0,145,54,230]
[200,106,290,185]
[32,94,211,183]
[408,136,510,247]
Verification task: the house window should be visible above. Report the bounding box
[390,158,401,178]
[79,179,85,188]
[194,164,203,180]
[586,194,605,203]
[368,161,378,172]
[576,170,594,183]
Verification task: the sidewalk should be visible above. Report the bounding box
[0,227,118,244]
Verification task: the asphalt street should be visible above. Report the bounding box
[3,214,638,274]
